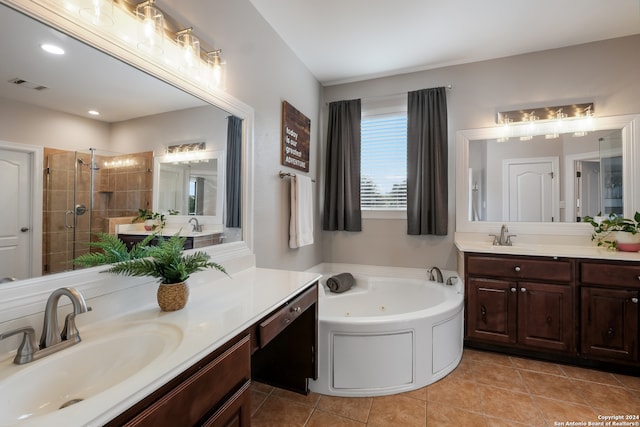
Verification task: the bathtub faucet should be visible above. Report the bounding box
[428,267,444,283]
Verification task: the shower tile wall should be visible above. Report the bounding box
[42,149,153,275]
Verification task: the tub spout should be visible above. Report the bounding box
[428,267,444,283]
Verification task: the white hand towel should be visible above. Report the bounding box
[289,175,314,248]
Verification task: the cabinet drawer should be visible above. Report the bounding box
[259,285,317,347]
[126,335,250,426]
[467,255,572,282]
[581,262,640,288]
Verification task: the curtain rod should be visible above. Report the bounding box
[326,85,453,106]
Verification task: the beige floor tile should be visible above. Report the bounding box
[578,382,640,414]
[560,365,623,386]
[479,384,545,426]
[426,403,485,427]
[533,395,599,425]
[250,389,269,417]
[465,349,514,367]
[519,370,588,404]
[251,395,314,427]
[367,394,426,427]
[446,360,476,382]
[473,360,528,392]
[426,376,483,413]
[510,356,566,376]
[613,373,640,390]
[252,381,275,394]
[401,386,427,401]
[306,409,366,426]
[484,416,538,427]
[316,395,373,423]
[271,387,321,406]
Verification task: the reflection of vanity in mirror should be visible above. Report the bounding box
[0,2,249,281]
[456,114,640,235]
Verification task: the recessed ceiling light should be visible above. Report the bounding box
[41,44,65,55]
[88,110,100,116]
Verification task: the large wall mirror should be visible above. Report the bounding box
[456,114,640,235]
[0,1,253,283]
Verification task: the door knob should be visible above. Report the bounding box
[20,227,29,232]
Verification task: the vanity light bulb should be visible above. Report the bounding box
[79,0,114,26]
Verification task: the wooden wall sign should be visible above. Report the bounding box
[281,101,310,172]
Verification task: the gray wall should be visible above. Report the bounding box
[161,0,324,271]
[322,35,640,270]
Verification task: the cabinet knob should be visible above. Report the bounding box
[514,266,521,272]
[520,287,527,293]
[510,287,517,293]
[632,298,639,304]
[291,306,302,313]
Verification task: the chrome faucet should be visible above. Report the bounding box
[428,266,444,283]
[490,224,516,246]
[40,287,91,348]
[0,287,91,365]
[188,217,203,232]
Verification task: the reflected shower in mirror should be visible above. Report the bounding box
[0,3,243,281]
[468,129,621,223]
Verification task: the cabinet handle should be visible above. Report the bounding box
[632,298,639,304]
[607,327,614,336]
[291,306,302,313]
[510,287,517,293]
[520,287,527,293]
[514,266,521,272]
[480,305,487,323]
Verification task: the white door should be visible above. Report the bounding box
[577,160,601,220]
[0,149,32,280]
[503,158,557,222]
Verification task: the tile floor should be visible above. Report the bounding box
[250,349,640,426]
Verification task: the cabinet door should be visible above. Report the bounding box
[467,277,517,344]
[581,287,639,362]
[517,282,573,352]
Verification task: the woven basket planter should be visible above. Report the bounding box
[157,282,189,311]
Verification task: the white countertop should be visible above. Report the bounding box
[0,267,321,427]
[455,233,640,262]
[116,224,224,238]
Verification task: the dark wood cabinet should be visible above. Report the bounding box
[465,254,574,353]
[118,233,224,251]
[106,282,318,427]
[579,260,640,363]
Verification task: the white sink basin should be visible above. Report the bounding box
[0,322,182,425]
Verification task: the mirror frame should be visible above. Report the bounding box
[2,0,255,258]
[456,114,640,236]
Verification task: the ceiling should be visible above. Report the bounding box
[0,3,206,123]
[249,0,640,86]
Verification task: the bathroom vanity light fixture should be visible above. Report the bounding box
[175,28,200,72]
[206,49,226,89]
[135,0,165,55]
[496,102,594,141]
[78,0,114,26]
[165,142,208,164]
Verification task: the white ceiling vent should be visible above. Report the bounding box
[9,78,48,91]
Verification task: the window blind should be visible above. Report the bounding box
[360,114,407,210]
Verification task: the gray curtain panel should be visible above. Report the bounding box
[323,99,362,231]
[225,115,242,228]
[407,87,448,235]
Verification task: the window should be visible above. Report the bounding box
[360,96,407,213]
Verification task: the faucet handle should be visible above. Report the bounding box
[505,234,517,246]
[488,234,499,245]
[0,327,38,364]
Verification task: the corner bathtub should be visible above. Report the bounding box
[308,265,464,397]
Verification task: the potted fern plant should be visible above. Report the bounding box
[73,232,156,267]
[583,212,640,251]
[104,233,227,311]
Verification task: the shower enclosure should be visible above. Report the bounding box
[42,148,154,275]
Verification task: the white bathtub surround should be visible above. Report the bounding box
[289,175,314,248]
[307,263,464,397]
